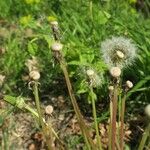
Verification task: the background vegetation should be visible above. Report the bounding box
[0,0,150,149]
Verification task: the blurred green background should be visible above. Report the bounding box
[0,0,150,110]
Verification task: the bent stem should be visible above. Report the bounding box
[138,123,150,150]
[60,61,95,149]
[33,82,54,150]
[50,22,95,149]
[90,88,102,150]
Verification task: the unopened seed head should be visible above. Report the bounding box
[51,43,63,51]
[126,80,133,89]
[29,70,40,80]
[110,67,121,78]
[45,105,53,115]
[145,104,150,118]
[86,69,94,77]
[116,50,124,59]
[108,86,114,91]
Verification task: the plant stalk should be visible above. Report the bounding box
[90,88,102,150]
[120,93,127,150]
[109,91,113,150]
[33,82,54,150]
[111,84,118,150]
[60,61,96,149]
[138,123,150,150]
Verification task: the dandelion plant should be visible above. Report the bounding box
[101,36,137,150]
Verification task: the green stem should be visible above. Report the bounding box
[33,82,54,150]
[3,129,8,150]
[90,88,102,150]
[89,1,93,21]
[60,61,95,150]
[138,123,150,150]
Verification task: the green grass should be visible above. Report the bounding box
[0,0,150,149]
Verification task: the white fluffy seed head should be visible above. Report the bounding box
[45,105,54,115]
[101,36,137,69]
[51,43,63,52]
[145,104,150,118]
[110,67,121,78]
[29,70,40,80]
[126,80,133,89]
[86,69,95,77]
[116,50,124,59]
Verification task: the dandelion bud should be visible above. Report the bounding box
[145,104,150,118]
[51,43,63,52]
[29,70,40,80]
[86,69,94,77]
[126,80,133,89]
[116,50,124,59]
[45,105,54,115]
[108,86,114,91]
[110,67,121,78]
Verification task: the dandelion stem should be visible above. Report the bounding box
[120,93,127,150]
[90,87,102,150]
[60,61,95,149]
[50,22,96,149]
[111,83,118,150]
[138,123,150,150]
[33,82,54,150]
[109,98,113,150]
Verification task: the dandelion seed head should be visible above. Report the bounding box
[110,67,121,78]
[51,42,63,52]
[86,69,95,77]
[116,50,124,59]
[101,36,137,68]
[86,69,103,88]
[126,80,133,89]
[45,105,54,115]
[29,70,40,80]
